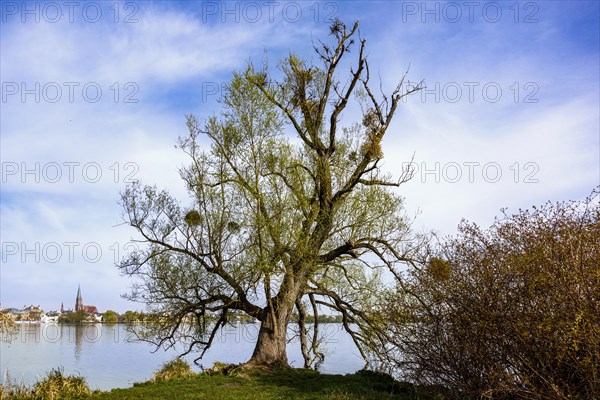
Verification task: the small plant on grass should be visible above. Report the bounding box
[203,361,242,376]
[1,368,91,400]
[32,368,91,399]
[2,369,31,399]
[1,382,32,400]
[153,358,196,381]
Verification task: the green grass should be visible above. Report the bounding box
[92,368,435,400]
[2,363,440,400]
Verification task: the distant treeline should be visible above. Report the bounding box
[58,310,343,325]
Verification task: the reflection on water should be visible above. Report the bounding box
[1,323,363,391]
[70,324,118,362]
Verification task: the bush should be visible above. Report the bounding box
[153,358,196,381]
[32,368,91,400]
[1,368,91,400]
[381,190,600,399]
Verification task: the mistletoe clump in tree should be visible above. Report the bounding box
[119,20,421,368]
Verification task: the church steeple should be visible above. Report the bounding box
[75,285,83,312]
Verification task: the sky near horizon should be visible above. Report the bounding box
[1,1,598,313]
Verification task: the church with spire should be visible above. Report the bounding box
[70,285,99,315]
[75,285,84,312]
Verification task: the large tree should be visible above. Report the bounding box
[119,20,421,368]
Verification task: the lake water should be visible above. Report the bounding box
[0,323,364,391]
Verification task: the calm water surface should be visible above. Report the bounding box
[0,323,364,390]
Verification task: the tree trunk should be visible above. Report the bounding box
[296,299,311,368]
[248,305,291,367]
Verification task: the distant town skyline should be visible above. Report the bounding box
[3,284,116,314]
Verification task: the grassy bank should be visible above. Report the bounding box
[1,362,439,400]
[94,369,431,400]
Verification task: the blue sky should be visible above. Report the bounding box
[1,1,598,313]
